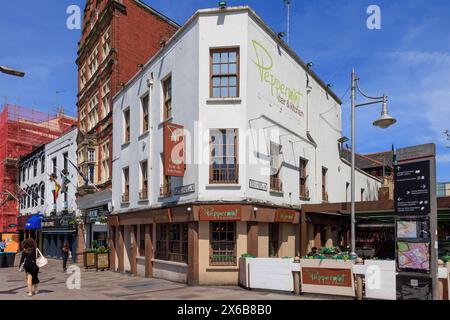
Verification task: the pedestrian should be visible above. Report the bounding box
[18,238,39,297]
[61,242,70,271]
[0,240,6,252]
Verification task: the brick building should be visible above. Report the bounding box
[75,0,179,262]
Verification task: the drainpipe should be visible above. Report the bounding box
[305,73,318,200]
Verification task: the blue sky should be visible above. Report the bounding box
[1,0,449,181]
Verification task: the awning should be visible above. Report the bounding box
[25,214,43,230]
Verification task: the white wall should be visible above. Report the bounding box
[112,7,381,215]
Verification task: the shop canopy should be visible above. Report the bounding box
[25,214,43,230]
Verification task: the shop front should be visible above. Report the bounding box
[84,205,110,248]
[41,214,77,261]
[109,203,300,285]
[16,214,43,249]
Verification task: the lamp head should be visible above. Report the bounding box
[306,62,314,68]
[218,1,227,9]
[373,98,397,129]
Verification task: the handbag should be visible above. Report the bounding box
[68,251,72,260]
[18,262,24,272]
[36,248,48,268]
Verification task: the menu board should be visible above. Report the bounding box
[97,253,110,269]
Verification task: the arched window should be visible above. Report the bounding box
[40,183,45,206]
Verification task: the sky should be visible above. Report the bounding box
[0,0,449,181]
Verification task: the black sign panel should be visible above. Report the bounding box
[394,161,430,214]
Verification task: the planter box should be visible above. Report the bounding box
[363,260,396,300]
[239,257,295,292]
[96,252,110,270]
[300,259,355,297]
[84,252,97,269]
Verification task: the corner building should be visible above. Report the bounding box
[110,6,382,285]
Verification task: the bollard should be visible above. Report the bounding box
[293,256,301,295]
[355,257,364,300]
[438,259,444,300]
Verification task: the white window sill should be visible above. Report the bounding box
[270,190,284,196]
[151,259,188,268]
[138,131,149,140]
[206,98,242,105]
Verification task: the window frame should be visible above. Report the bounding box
[299,157,309,198]
[123,108,131,143]
[141,93,149,133]
[210,47,240,98]
[209,128,239,184]
[155,223,188,263]
[209,221,237,266]
[162,76,172,121]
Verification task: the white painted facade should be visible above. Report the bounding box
[44,127,78,216]
[112,7,381,214]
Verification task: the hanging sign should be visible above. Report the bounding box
[163,123,185,177]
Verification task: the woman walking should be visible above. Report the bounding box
[19,238,40,297]
[61,242,70,272]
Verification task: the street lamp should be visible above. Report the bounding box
[349,68,396,258]
[0,65,25,77]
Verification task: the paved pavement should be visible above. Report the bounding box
[0,258,327,300]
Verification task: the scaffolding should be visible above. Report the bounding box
[0,104,76,233]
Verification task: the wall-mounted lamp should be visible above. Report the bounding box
[277,32,286,39]
[327,83,333,88]
[219,1,227,9]
[253,207,258,212]
[306,62,314,68]
[187,207,192,212]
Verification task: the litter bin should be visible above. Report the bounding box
[5,252,16,268]
[0,253,6,268]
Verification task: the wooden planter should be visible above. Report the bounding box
[96,252,110,271]
[84,252,97,269]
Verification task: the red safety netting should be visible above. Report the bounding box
[0,104,76,233]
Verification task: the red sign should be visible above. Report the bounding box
[301,267,353,287]
[199,205,241,221]
[274,209,297,222]
[163,123,185,177]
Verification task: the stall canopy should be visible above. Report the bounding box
[25,214,43,230]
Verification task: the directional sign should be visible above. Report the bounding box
[394,160,430,214]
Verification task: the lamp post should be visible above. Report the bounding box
[350,68,397,258]
[0,65,25,77]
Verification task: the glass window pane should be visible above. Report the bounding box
[220,52,228,63]
[220,76,228,86]
[229,87,237,97]
[212,77,220,87]
[213,87,220,97]
[229,51,237,63]
[213,64,220,75]
[221,64,228,74]
[229,76,237,86]
[221,87,228,97]
[213,53,220,63]
[229,63,237,74]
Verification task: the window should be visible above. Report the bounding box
[162,77,172,120]
[102,27,111,60]
[160,153,171,197]
[88,149,95,162]
[88,46,99,78]
[299,158,309,198]
[80,64,87,90]
[33,160,37,177]
[41,155,45,174]
[139,225,146,257]
[22,167,26,182]
[346,182,350,203]
[268,223,279,257]
[141,93,149,133]
[80,107,86,132]
[210,222,236,266]
[156,223,188,263]
[101,81,110,118]
[270,142,282,192]
[88,165,95,184]
[88,94,99,131]
[322,167,328,201]
[210,129,238,184]
[63,152,68,171]
[52,158,57,175]
[361,188,365,201]
[101,142,110,182]
[210,48,239,98]
[122,167,129,202]
[124,109,130,143]
[140,160,148,200]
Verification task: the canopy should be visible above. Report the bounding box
[25,214,43,230]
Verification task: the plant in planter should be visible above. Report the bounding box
[241,252,255,258]
[97,216,108,224]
